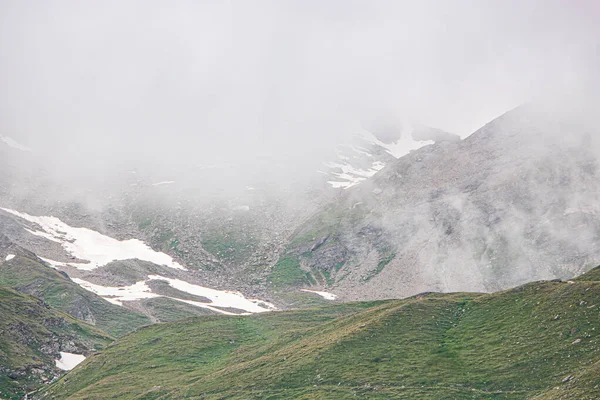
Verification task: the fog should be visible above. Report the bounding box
[1,0,598,186]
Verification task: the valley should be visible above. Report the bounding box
[38,267,600,399]
[0,3,598,395]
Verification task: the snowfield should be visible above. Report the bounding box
[152,181,175,186]
[71,278,160,305]
[358,130,434,159]
[72,275,277,315]
[325,160,385,189]
[55,352,86,371]
[300,289,338,300]
[324,130,434,189]
[147,275,276,313]
[2,207,277,316]
[1,208,185,271]
[4,254,15,261]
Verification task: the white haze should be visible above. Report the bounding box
[0,0,598,187]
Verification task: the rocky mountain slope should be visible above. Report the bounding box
[321,124,459,189]
[0,208,279,324]
[1,101,599,312]
[38,266,600,399]
[274,103,600,300]
[0,240,151,337]
[0,287,111,400]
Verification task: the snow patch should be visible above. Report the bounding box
[1,208,185,271]
[0,135,32,152]
[4,254,15,261]
[152,181,175,186]
[358,130,434,159]
[300,289,338,300]
[328,181,354,189]
[147,275,276,313]
[71,278,160,305]
[55,352,86,371]
[233,205,250,212]
[39,257,64,269]
[323,130,433,189]
[71,275,276,314]
[325,160,386,189]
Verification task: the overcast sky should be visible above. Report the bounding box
[0,0,598,177]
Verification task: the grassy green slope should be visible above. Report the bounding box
[0,287,112,399]
[0,255,151,337]
[140,297,219,322]
[42,267,600,399]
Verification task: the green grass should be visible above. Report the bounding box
[274,205,380,290]
[575,265,600,281]
[269,255,312,288]
[0,287,112,399]
[285,204,365,251]
[362,251,396,282]
[269,205,353,289]
[0,256,151,337]
[201,228,259,266]
[140,297,218,322]
[271,291,336,309]
[286,207,343,249]
[41,267,600,399]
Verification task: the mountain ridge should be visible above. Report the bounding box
[273,103,600,300]
[0,286,112,399]
[38,266,600,399]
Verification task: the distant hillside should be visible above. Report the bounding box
[0,246,151,337]
[40,267,600,399]
[274,103,600,300]
[0,287,111,400]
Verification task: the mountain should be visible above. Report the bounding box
[0,242,152,337]
[38,267,600,399]
[321,124,459,189]
[0,286,111,400]
[2,102,599,311]
[0,207,278,323]
[2,102,600,398]
[274,103,600,300]
[0,135,33,152]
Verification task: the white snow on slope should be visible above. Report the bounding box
[324,130,434,190]
[147,275,276,313]
[358,130,434,159]
[325,160,385,189]
[300,289,338,300]
[71,278,160,305]
[72,275,276,315]
[1,208,185,271]
[152,181,175,186]
[4,254,15,261]
[55,352,86,371]
[0,135,32,152]
[39,257,64,269]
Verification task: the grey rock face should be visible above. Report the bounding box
[1,101,599,309]
[283,104,600,300]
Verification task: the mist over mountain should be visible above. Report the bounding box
[1,2,600,398]
[1,0,599,192]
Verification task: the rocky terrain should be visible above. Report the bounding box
[0,123,456,312]
[2,100,600,398]
[2,102,600,309]
[0,286,111,399]
[276,102,600,300]
[321,124,459,189]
